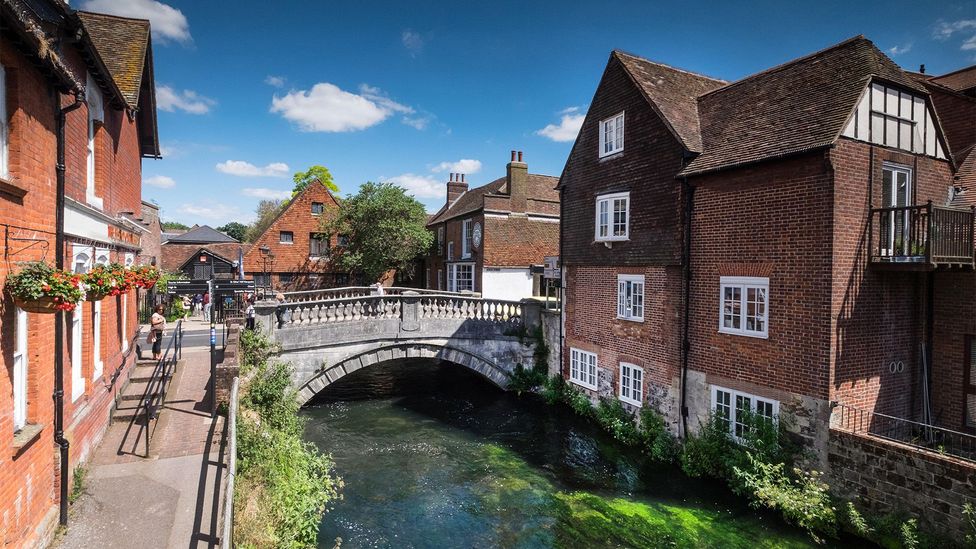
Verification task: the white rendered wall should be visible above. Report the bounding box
[481,268,533,301]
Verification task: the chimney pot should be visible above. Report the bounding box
[511,150,516,162]
[919,64,926,74]
[518,151,523,162]
[461,174,465,183]
[450,173,454,182]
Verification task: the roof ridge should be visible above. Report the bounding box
[76,9,151,25]
[698,35,867,99]
[612,49,728,84]
[932,64,976,81]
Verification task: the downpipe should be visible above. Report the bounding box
[679,171,694,440]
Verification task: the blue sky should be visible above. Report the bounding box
[81,0,976,226]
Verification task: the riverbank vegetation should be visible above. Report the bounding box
[235,327,342,548]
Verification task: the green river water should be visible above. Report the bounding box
[301,360,860,548]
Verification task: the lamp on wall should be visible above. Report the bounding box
[259,245,273,288]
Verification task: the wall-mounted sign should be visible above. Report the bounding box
[543,256,560,279]
[472,222,482,250]
[200,255,208,262]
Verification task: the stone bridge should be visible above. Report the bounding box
[252,290,544,405]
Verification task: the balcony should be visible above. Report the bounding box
[869,202,975,270]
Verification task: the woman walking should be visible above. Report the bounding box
[150,304,166,360]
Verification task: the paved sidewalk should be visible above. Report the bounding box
[58,318,227,549]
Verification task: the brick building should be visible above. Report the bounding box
[242,180,346,290]
[559,36,974,455]
[0,2,160,546]
[160,224,245,279]
[424,151,559,300]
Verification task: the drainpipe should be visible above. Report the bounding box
[54,90,84,527]
[680,174,694,439]
[558,186,565,378]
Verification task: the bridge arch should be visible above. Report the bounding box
[295,342,511,406]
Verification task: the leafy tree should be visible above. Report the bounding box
[246,199,285,242]
[161,221,190,231]
[292,165,338,196]
[217,221,248,242]
[324,182,431,283]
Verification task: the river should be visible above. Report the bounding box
[301,359,847,548]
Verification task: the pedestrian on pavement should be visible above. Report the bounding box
[194,293,203,316]
[245,298,256,330]
[203,292,211,322]
[182,295,191,319]
[149,304,166,360]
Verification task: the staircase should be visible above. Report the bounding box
[111,357,175,456]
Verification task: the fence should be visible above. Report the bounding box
[831,402,976,461]
[870,202,975,267]
[220,377,239,549]
[275,294,523,328]
[140,318,183,456]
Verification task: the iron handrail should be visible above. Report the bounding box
[141,318,183,456]
[869,202,974,266]
[220,377,239,549]
[832,402,976,462]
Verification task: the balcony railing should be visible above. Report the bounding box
[869,202,975,269]
[832,403,976,462]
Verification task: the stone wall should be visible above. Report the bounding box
[827,429,976,540]
[215,324,242,409]
[541,309,561,377]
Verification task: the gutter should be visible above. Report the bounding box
[54,90,85,527]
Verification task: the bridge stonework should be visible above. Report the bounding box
[253,292,543,405]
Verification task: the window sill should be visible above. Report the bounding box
[619,396,643,408]
[569,378,597,392]
[599,150,624,160]
[0,176,28,200]
[616,315,644,323]
[11,423,44,456]
[718,328,769,340]
[595,237,629,244]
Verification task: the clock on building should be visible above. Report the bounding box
[472,222,482,250]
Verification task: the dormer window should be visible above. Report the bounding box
[595,192,629,241]
[842,82,946,159]
[599,112,624,157]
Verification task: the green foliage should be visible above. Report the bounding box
[235,328,340,549]
[161,221,189,231]
[293,165,338,195]
[680,413,739,480]
[541,374,566,405]
[69,466,87,504]
[841,501,873,539]
[594,398,641,446]
[965,503,976,546]
[734,455,837,543]
[216,221,248,242]
[638,407,679,463]
[325,181,433,283]
[561,383,595,419]
[900,518,919,549]
[246,199,286,242]
[5,261,84,310]
[156,270,187,294]
[508,363,547,395]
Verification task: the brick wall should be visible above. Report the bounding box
[425,213,485,292]
[827,428,976,540]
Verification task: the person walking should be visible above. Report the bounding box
[182,295,191,319]
[203,292,211,322]
[149,304,166,360]
[245,298,256,330]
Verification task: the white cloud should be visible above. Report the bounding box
[144,175,175,188]
[178,203,239,221]
[156,85,215,114]
[241,187,291,200]
[216,160,290,178]
[536,108,586,142]
[964,35,976,51]
[265,75,285,88]
[81,0,190,44]
[159,143,177,157]
[887,43,913,56]
[382,173,445,200]
[934,19,976,52]
[431,159,482,174]
[270,83,419,132]
[402,29,424,56]
[402,115,432,130]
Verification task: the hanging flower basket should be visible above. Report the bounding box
[83,265,115,301]
[104,263,133,296]
[6,261,84,314]
[129,265,160,289]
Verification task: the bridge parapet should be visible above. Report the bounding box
[282,286,476,303]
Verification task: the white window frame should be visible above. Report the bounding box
[94,248,110,267]
[13,308,28,431]
[121,293,128,352]
[718,276,769,339]
[711,385,779,441]
[461,219,473,258]
[279,231,294,244]
[72,245,93,275]
[311,202,325,215]
[124,253,135,267]
[617,274,644,321]
[93,300,102,380]
[569,348,598,391]
[447,262,474,293]
[618,362,643,407]
[71,305,84,402]
[85,73,104,209]
[595,192,629,242]
[0,62,8,179]
[447,241,454,261]
[599,111,624,158]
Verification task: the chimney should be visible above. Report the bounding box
[919,64,926,75]
[446,172,468,206]
[507,149,528,212]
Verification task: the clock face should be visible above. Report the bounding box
[472,222,483,249]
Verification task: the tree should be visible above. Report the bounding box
[161,221,189,231]
[246,199,285,242]
[217,222,248,242]
[325,182,432,283]
[293,165,338,196]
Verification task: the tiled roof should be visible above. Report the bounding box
[160,243,247,273]
[951,149,976,208]
[613,51,727,153]
[681,36,926,177]
[931,65,976,94]
[76,11,151,109]
[163,225,238,244]
[427,174,559,225]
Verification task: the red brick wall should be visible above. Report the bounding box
[242,182,344,288]
[483,216,558,268]
[689,151,834,400]
[425,213,485,291]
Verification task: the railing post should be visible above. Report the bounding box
[400,291,420,332]
[520,298,541,332]
[253,299,278,336]
[926,201,933,265]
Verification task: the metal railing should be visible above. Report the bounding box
[220,377,239,549]
[870,202,975,268]
[832,403,976,462]
[275,294,523,328]
[281,286,470,302]
[141,318,183,456]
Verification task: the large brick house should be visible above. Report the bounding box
[0,1,160,546]
[424,151,559,300]
[242,180,345,290]
[559,36,974,455]
[160,224,245,279]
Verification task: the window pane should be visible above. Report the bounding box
[715,390,731,431]
[735,394,752,438]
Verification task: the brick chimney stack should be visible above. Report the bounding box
[447,172,468,206]
[506,149,528,212]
